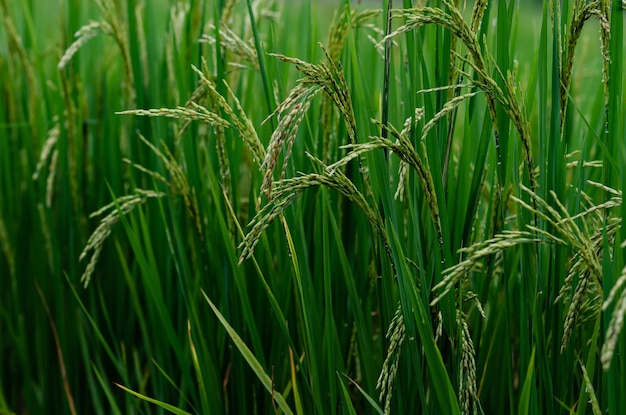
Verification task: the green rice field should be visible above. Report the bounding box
[1,0,625,413]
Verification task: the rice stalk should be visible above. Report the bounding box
[321,6,381,162]
[441,0,487,182]
[209,95,233,218]
[79,189,166,288]
[431,230,541,306]
[261,45,357,198]
[0,210,14,278]
[598,0,611,136]
[191,62,266,164]
[420,90,480,142]
[560,0,608,128]
[381,0,393,148]
[384,1,537,195]
[32,117,60,182]
[45,149,59,209]
[37,203,55,274]
[321,107,441,244]
[382,2,502,170]
[458,311,477,415]
[369,112,443,244]
[200,23,260,71]
[580,361,602,415]
[393,107,425,202]
[376,303,405,415]
[512,184,622,351]
[94,0,135,106]
[133,2,149,90]
[239,153,389,265]
[58,21,113,70]
[601,264,626,370]
[326,4,351,63]
[0,0,39,140]
[128,133,204,238]
[117,105,230,126]
[220,0,239,26]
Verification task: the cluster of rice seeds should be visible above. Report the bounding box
[431,230,540,306]
[458,311,478,415]
[32,118,60,208]
[323,111,437,246]
[598,0,611,123]
[200,24,260,72]
[326,5,351,63]
[420,90,480,142]
[117,104,229,126]
[97,0,135,105]
[118,59,265,220]
[602,264,626,369]
[260,84,322,199]
[561,271,594,353]
[118,102,230,208]
[469,0,488,33]
[271,46,357,141]
[0,0,38,139]
[442,0,487,182]
[509,184,624,352]
[324,5,383,62]
[37,203,55,274]
[260,47,357,200]
[321,6,380,162]
[214,118,235,231]
[118,59,268,237]
[376,303,405,415]
[219,0,238,26]
[395,108,425,202]
[238,177,306,263]
[383,0,538,194]
[79,189,166,288]
[345,325,362,385]
[512,186,602,272]
[59,0,135,105]
[240,155,389,265]
[117,132,203,240]
[559,0,609,127]
[210,94,233,217]
[579,362,602,414]
[58,21,113,70]
[368,114,443,248]
[135,134,204,238]
[555,184,621,302]
[384,3,496,138]
[352,8,386,57]
[193,62,266,164]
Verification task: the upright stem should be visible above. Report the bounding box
[382,0,393,141]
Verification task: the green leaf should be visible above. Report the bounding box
[115,383,192,415]
[201,290,295,415]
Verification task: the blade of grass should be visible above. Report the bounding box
[201,290,295,415]
[115,383,192,415]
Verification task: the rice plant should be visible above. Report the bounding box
[1,0,625,414]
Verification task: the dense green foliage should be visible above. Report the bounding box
[1,0,625,414]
